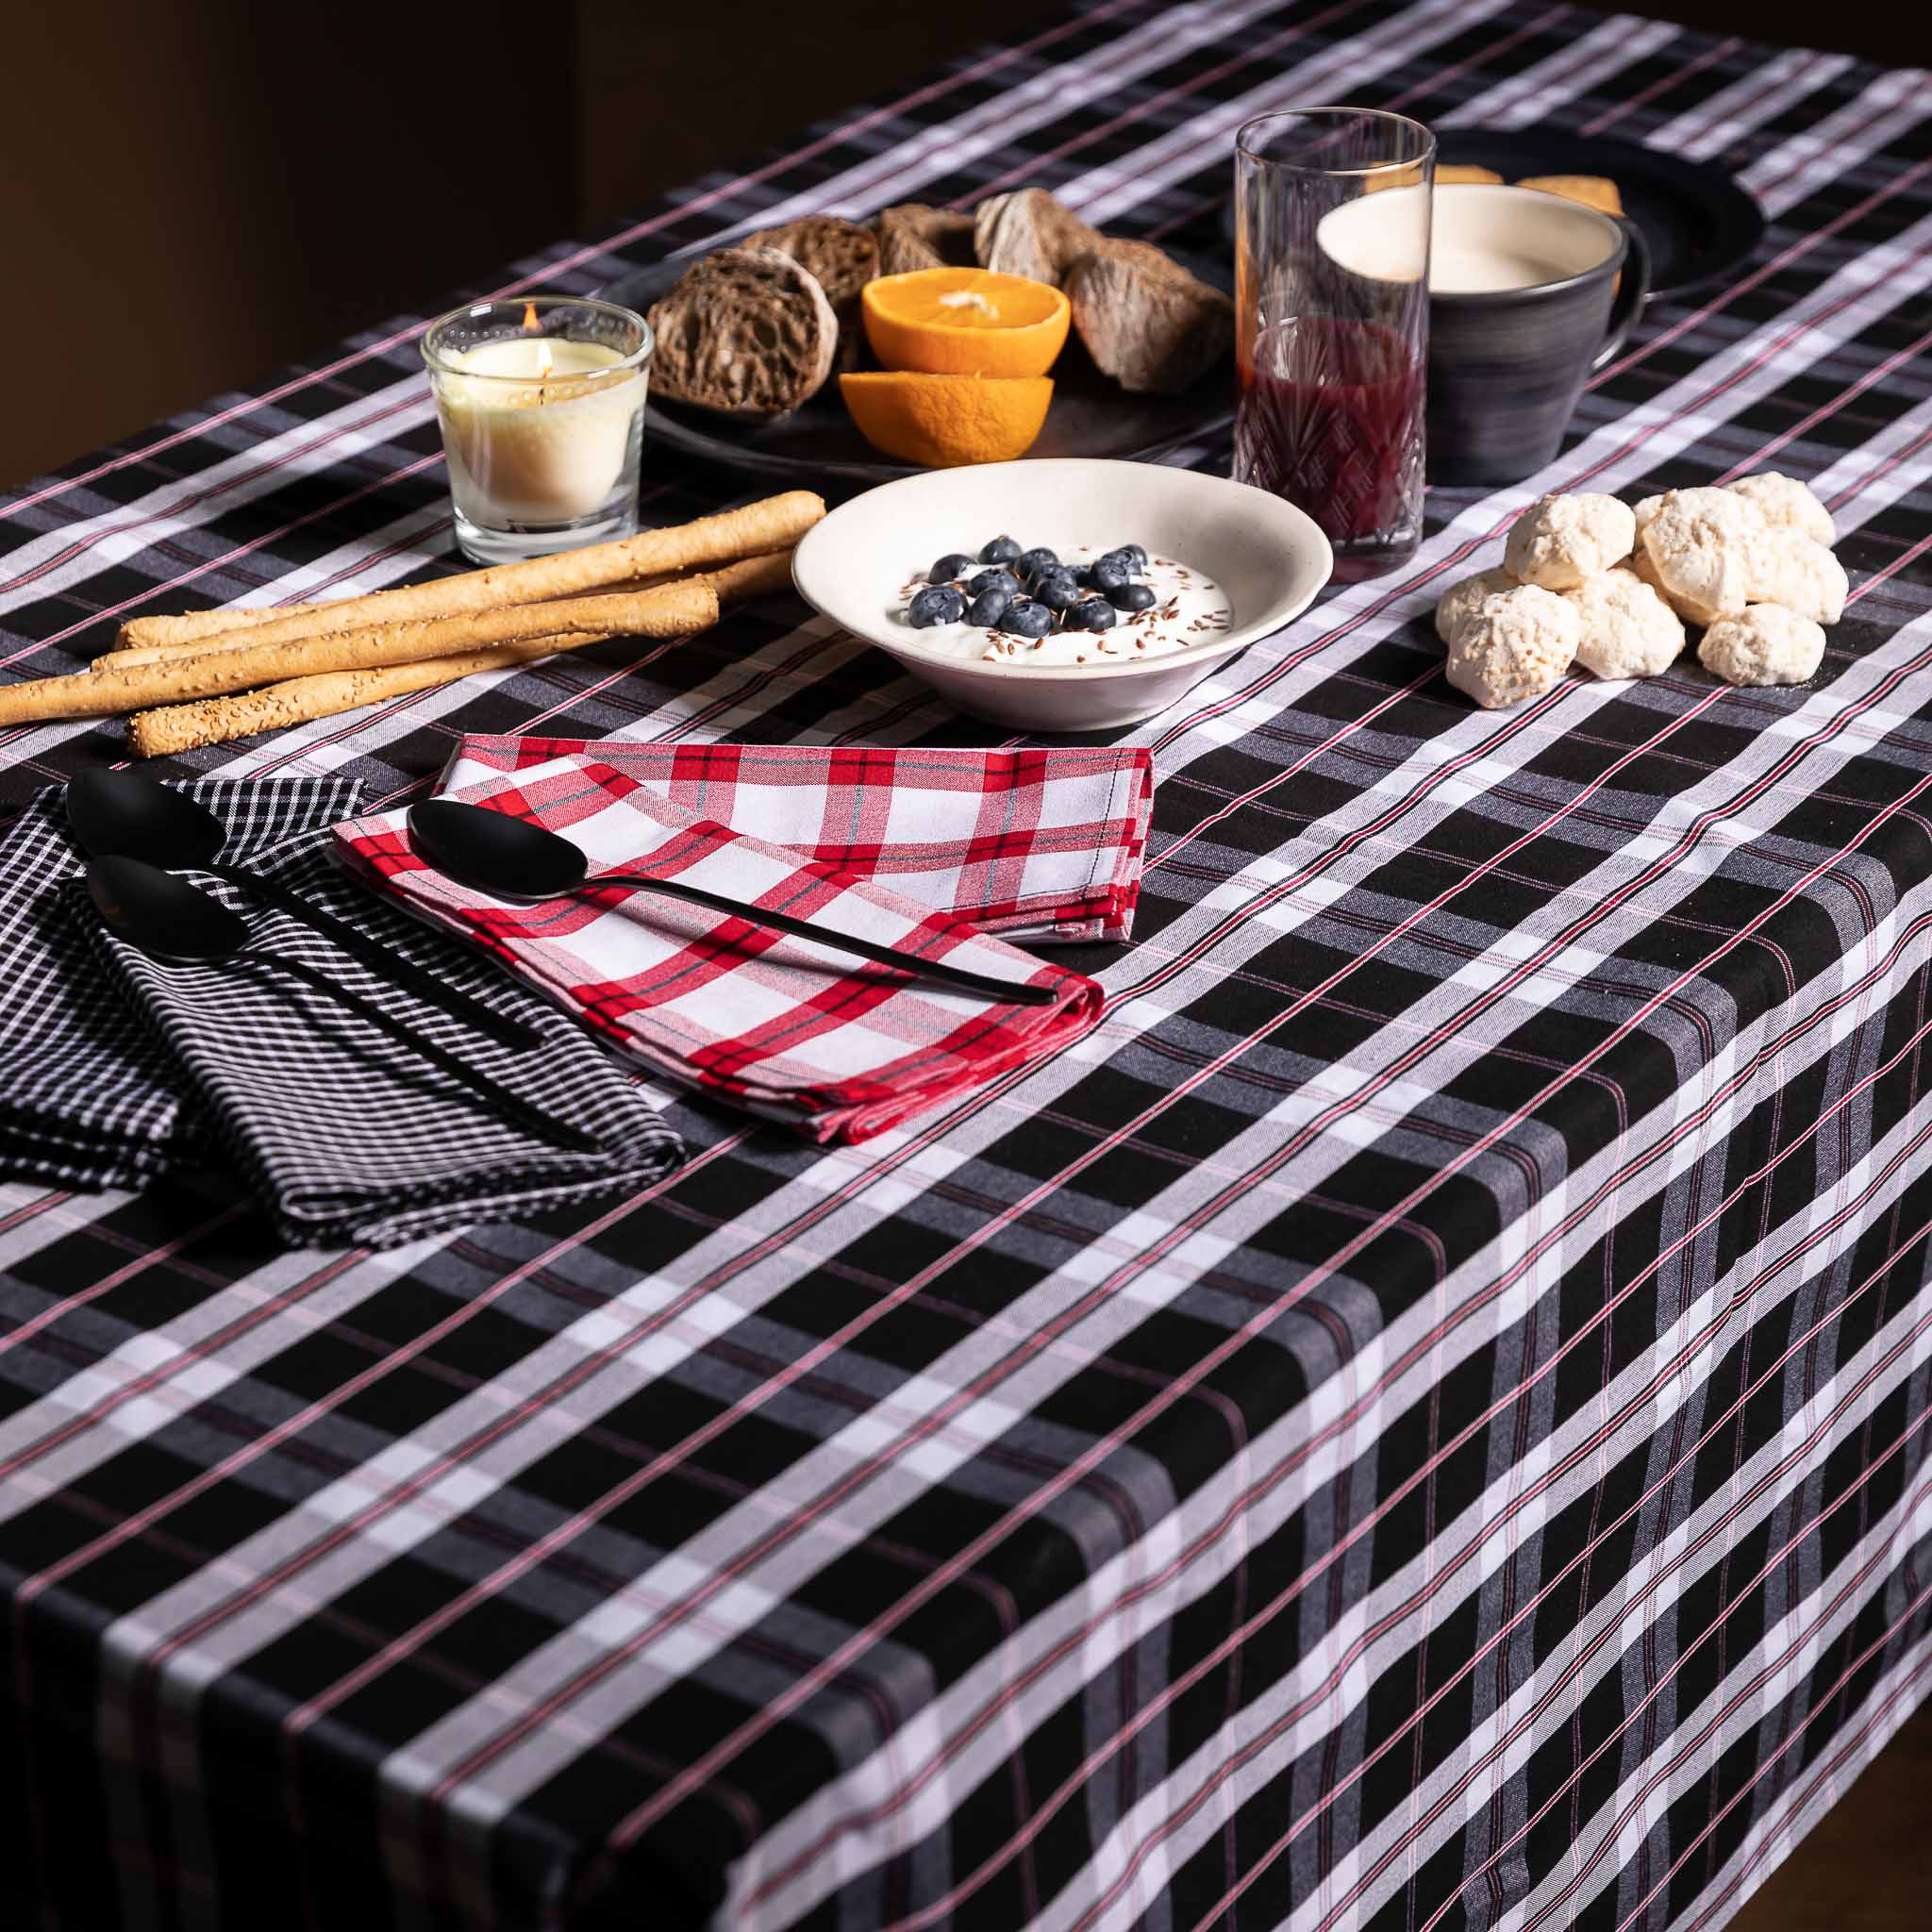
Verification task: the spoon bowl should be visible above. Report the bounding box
[89,854,250,963]
[408,798,592,900]
[68,771,226,871]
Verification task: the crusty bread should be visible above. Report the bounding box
[1516,174,1624,216]
[1064,239,1233,393]
[974,188,1102,286]
[743,215,879,369]
[742,215,878,306]
[647,247,838,415]
[874,203,977,275]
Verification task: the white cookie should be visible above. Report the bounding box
[1751,534,1847,625]
[1638,487,1767,625]
[1503,492,1639,590]
[1433,566,1518,646]
[1725,471,1835,547]
[1633,492,1668,537]
[1445,585,1581,708]
[1565,565,1688,680]
[1698,603,1826,687]
[1628,541,1673,599]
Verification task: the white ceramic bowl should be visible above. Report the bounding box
[790,458,1333,730]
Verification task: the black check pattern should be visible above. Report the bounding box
[0,778,680,1247]
[0,775,363,1187]
[4,2,1932,1929]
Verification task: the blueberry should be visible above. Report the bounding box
[1107,580,1158,611]
[1091,555,1131,592]
[1018,545,1059,581]
[967,585,1013,626]
[908,584,966,628]
[1003,600,1054,639]
[1105,543,1149,571]
[980,535,1023,565]
[967,567,1018,598]
[1071,564,1095,589]
[1064,596,1118,632]
[1034,573,1082,611]
[929,552,974,583]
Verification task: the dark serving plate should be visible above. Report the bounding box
[600,251,1234,488]
[1223,128,1765,304]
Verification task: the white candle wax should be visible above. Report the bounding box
[434,336,644,525]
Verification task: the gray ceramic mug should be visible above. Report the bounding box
[1422,184,1650,486]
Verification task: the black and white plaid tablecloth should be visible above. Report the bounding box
[4,3,1931,1928]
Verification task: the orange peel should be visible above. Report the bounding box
[840,372,1054,467]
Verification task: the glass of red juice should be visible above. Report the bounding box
[1234,109,1434,582]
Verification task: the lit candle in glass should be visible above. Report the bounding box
[423,297,652,564]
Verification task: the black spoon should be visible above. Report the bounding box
[408,799,1060,1008]
[86,856,598,1156]
[67,771,539,1052]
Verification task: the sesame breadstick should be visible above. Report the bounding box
[110,491,822,654]
[108,601,334,651]
[0,578,720,727]
[122,547,795,759]
[125,633,608,758]
[98,548,794,670]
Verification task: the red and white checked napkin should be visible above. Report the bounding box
[334,742,1150,1142]
[438,738,1154,942]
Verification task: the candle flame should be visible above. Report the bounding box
[535,341,555,378]
[521,301,541,332]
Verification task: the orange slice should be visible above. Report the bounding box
[840,372,1054,467]
[861,268,1071,378]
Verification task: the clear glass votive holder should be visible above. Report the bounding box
[422,296,653,565]
[1234,108,1435,581]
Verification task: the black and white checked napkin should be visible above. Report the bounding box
[0,775,358,1189]
[1,777,682,1245]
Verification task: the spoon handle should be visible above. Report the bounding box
[252,953,600,1155]
[215,864,541,1052]
[590,872,1062,1008]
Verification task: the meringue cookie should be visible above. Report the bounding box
[1628,541,1673,600]
[1638,487,1768,625]
[1565,565,1689,680]
[1445,585,1581,708]
[1504,492,1639,590]
[1725,471,1836,547]
[1698,603,1826,687]
[1751,534,1848,625]
[1434,566,1519,646]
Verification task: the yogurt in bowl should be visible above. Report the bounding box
[901,545,1233,666]
[791,458,1333,730]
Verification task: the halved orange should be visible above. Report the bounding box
[840,372,1054,467]
[861,268,1072,378]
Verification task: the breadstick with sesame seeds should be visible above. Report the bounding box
[109,491,822,653]
[121,548,796,758]
[0,578,719,727]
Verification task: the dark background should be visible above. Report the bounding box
[0,0,1922,489]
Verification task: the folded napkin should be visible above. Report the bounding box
[336,752,1113,1142]
[441,737,1156,942]
[0,776,682,1245]
[0,775,360,1191]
